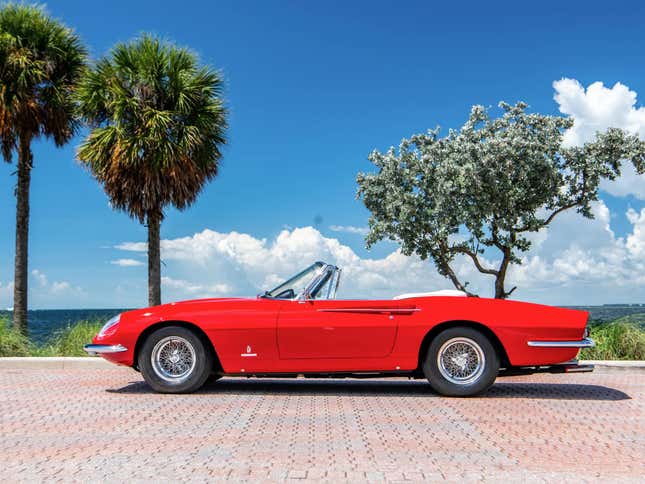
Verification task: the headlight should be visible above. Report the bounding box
[98,314,121,338]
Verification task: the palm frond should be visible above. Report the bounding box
[0,3,87,160]
[76,34,227,221]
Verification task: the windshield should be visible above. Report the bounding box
[263,262,325,299]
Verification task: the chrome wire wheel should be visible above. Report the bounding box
[151,336,197,383]
[437,337,485,385]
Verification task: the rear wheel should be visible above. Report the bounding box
[138,326,212,393]
[423,327,499,396]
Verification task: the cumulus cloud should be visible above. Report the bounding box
[553,78,645,199]
[113,210,645,304]
[625,207,645,257]
[161,276,233,300]
[110,258,144,267]
[508,201,645,299]
[329,225,370,235]
[31,269,48,287]
[116,227,448,300]
[29,269,85,300]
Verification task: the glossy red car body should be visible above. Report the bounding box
[92,295,590,375]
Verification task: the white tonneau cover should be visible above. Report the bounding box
[393,290,467,300]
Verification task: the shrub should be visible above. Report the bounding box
[0,318,31,356]
[40,320,103,357]
[581,318,645,360]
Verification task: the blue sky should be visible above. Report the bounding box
[1,0,645,308]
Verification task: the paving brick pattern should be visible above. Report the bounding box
[0,368,643,482]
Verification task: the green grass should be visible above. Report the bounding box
[581,316,645,360]
[0,317,102,357]
[1,315,645,359]
[34,320,103,357]
[0,317,31,356]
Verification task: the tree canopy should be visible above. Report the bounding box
[357,102,645,298]
[0,3,86,158]
[76,35,227,223]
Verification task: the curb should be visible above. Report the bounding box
[0,357,644,370]
[581,360,645,371]
[0,357,114,369]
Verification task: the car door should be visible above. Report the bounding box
[276,299,417,359]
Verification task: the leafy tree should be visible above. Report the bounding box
[77,35,227,306]
[0,4,87,334]
[357,102,645,299]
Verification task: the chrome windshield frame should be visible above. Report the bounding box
[300,263,339,300]
[260,261,341,301]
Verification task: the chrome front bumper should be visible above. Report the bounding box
[83,344,128,356]
[527,337,595,348]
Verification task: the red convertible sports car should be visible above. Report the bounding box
[85,261,594,396]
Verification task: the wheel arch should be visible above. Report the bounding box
[416,320,510,371]
[133,320,222,372]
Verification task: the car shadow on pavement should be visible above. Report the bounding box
[108,378,631,401]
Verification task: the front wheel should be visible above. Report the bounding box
[138,326,213,393]
[423,327,499,397]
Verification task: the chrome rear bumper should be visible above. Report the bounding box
[527,337,595,348]
[83,344,127,356]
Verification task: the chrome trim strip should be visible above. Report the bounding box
[317,308,420,314]
[527,337,595,348]
[83,344,128,355]
[240,353,257,357]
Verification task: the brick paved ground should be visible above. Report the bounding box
[0,368,643,482]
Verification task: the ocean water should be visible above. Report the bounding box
[1,304,644,345]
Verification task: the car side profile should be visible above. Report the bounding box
[85,261,594,396]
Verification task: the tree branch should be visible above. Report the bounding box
[451,246,498,276]
[505,286,517,298]
[543,202,578,226]
[437,242,478,297]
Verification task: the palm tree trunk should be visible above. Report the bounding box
[147,212,161,307]
[13,134,32,336]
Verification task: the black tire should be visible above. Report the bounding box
[138,326,213,394]
[423,326,499,397]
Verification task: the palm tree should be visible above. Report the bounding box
[77,35,227,307]
[0,4,87,334]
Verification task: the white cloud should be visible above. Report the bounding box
[110,258,144,267]
[31,269,48,287]
[508,201,645,298]
[329,225,370,235]
[113,210,645,304]
[117,226,447,300]
[625,207,645,257]
[553,78,645,199]
[28,270,85,301]
[114,242,147,252]
[161,276,233,300]
[51,281,72,294]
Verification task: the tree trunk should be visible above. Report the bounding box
[494,250,512,299]
[494,274,506,299]
[147,212,161,307]
[13,135,32,336]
